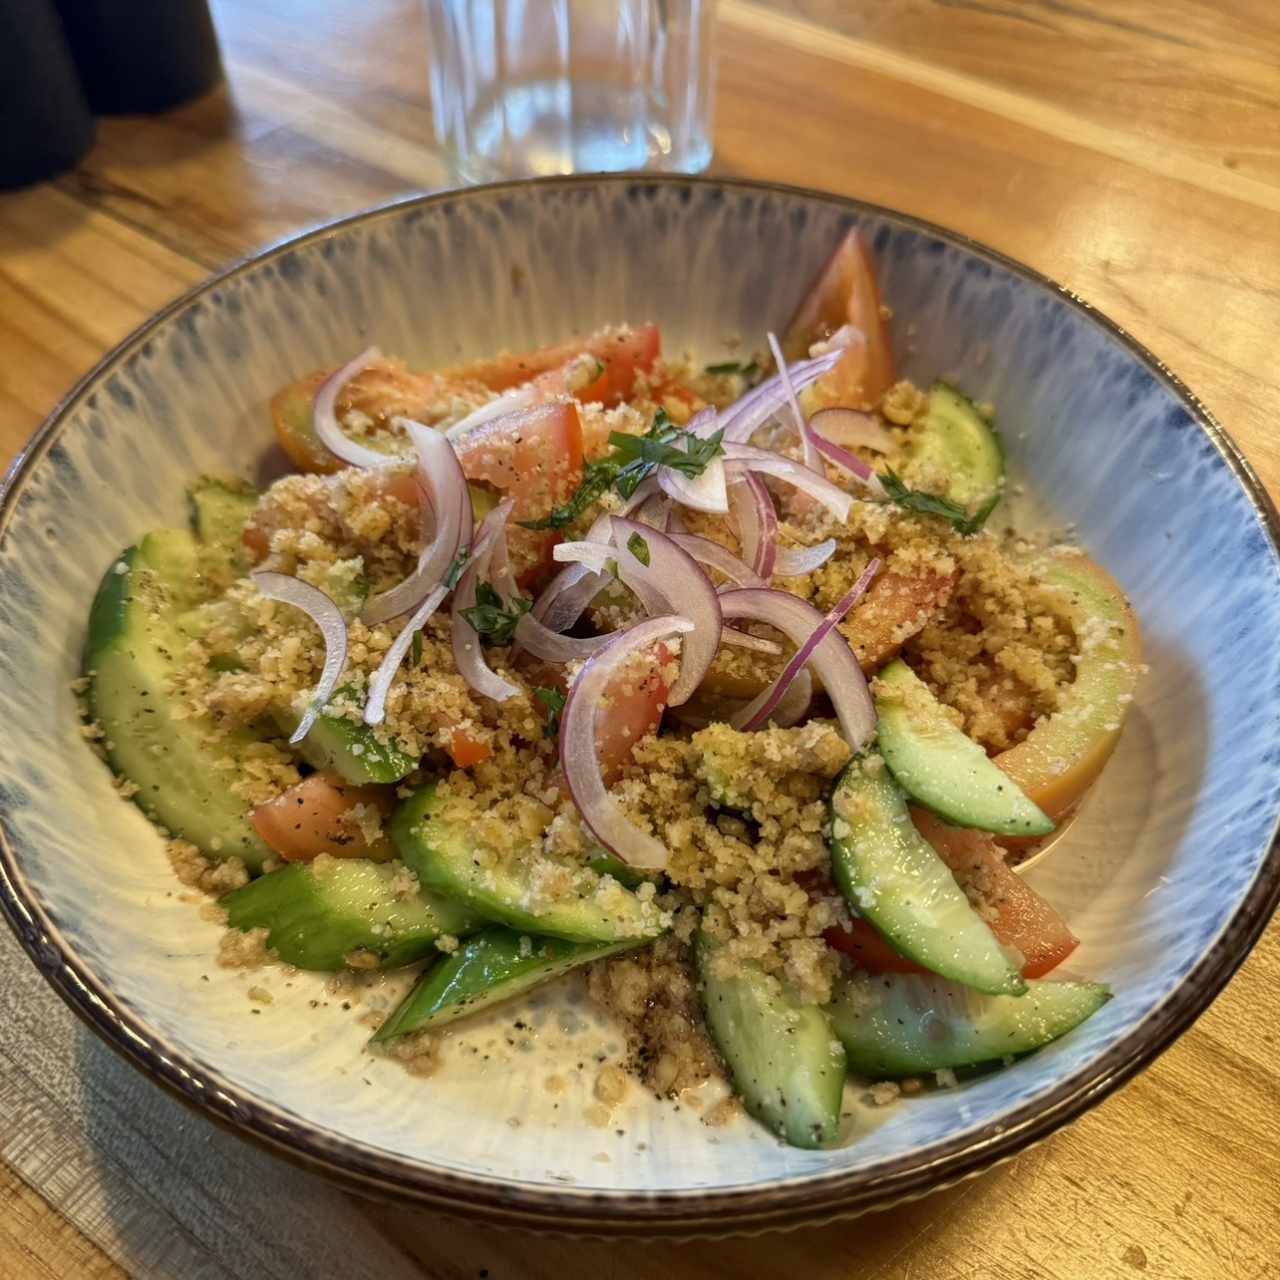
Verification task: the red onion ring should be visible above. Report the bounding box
[710,347,846,447]
[773,539,838,577]
[728,474,778,580]
[668,532,765,588]
[313,347,409,470]
[560,615,694,869]
[809,406,894,454]
[718,573,879,748]
[729,668,814,731]
[767,331,823,473]
[250,571,349,743]
[363,419,473,625]
[451,500,523,702]
[362,583,451,727]
[656,408,729,513]
[608,518,722,705]
[513,613,613,663]
[531,561,611,634]
[444,385,538,444]
[722,442,855,523]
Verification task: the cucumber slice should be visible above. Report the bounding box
[587,848,658,889]
[904,382,1003,510]
[188,475,257,582]
[85,537,272,869]
[829,760,1026,996]
[827,971,1110,1076]
[372,926,641,1041]
[275,686,418,785]
[221,858,479,971]
[875,660,1052,837]
[390,786,668,944]
[697,931,846,1149]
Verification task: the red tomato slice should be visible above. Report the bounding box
[782,229,895,408]
[911,809,1079,979]
[447,727,491,768]
[251,773,394,863]
[453,401,585,588]
[446,324,661,406]
[825,919,926,974]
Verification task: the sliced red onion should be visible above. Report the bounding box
[363,582,450,727]
[553,540,616,574]
[251,571,349,743]
[514,613,613,663]
[313,348,407,470]
[609,518,721,705]
[730,669,813,730]
[809,324,862,357]
[728,474,778,580]
[723,442,855,523]
[809,406,894,454]
[531,561,611,634]
[773,538,838,577]
[713,347,845,446]
[451,501,522,702]
[721,628,782,655]
[444,385,537,444]
[718,571,880,748]
[363,419,472,625]
[560,615,694,869]
[654,408,729,514]
[668,532,765,588]
[635,492,672,529]
[767,331,823,472]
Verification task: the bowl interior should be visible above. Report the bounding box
[2,178,1278,1214]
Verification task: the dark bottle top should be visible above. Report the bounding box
[54,0,224,115]
[0,0,96,190]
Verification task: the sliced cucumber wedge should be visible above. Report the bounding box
[875,660,1053,837]
[188,475,257,583]
[373,926,641,1041]
[829,760,1026,996]
[390,786,668,944]
[221,858,479,971]
[275,686,418,785]
[697,931,846,1149]
[85,536,271,869]
[904,382,1003,510]
[827,971,1110,1076]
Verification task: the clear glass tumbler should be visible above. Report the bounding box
[424,0,716,182]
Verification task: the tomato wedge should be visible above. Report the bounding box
[452,401,585,587]
[783,228,895,409]
[251,773,395,863]
[445,324,660,406]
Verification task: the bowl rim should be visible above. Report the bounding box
[2,172,1279,1236]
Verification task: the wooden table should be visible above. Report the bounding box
[2,1,1278,1275]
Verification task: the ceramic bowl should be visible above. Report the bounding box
[2,176,1278,1236]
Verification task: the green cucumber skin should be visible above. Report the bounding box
[829,762,1026,997]
[389,786,667,945]
[875,661,1053,837]
[587,849,658,889]
[827,972,1110,1076]
[373,926,641,1041]
[697,932,846,1149]
[188,476,258,571]
[85,539,272,870]
[278,688,418,786]
[221,860,479,971]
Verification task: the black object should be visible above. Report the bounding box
[54,0,223,115]
[0,0,96,191]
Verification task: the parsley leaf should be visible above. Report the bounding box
[410,632,423,666]
[533,685,567,738]
[444,546,471,589]
[518,410,726,528]
[626,531,651,566]
[705,359,760,380]
[880,470,1000,536]
[460,582,531,646]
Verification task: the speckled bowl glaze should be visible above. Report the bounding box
[2,177,1279,1236]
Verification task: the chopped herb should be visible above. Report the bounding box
[533,686,567,739]
[705,359,760,380]
[460,582,532,646]
[880,470,1000,535]
[444,546,471,589]
[626,531,651,566]
[410,632,423,666]
[590,358,606,380]
[519,410,725,527]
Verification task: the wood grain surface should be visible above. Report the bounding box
[1,1,1277,1275]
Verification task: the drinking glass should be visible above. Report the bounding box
[424,0,716,182]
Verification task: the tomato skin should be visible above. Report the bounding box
[445,324,661,405]
[783,229,895,408]
[251,774,394,862]
[447,727,491,768]
[825,920,927,974]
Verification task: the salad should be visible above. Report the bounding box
[81,229,1142,1149]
